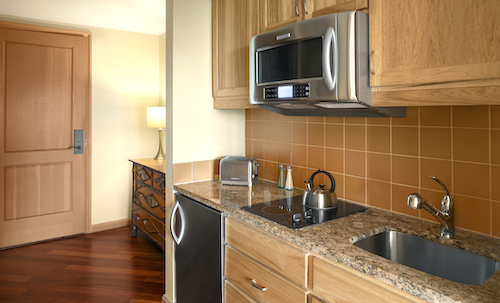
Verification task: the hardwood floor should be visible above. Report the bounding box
[0,227,165,303]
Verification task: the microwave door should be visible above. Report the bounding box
[322,27,338,93]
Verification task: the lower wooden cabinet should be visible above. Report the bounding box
[225,280,258,303]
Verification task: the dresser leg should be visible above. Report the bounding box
[131,223,137,237]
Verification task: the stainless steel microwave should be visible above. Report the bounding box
[249,11,405,117]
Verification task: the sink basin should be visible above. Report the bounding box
[353,231,500,285]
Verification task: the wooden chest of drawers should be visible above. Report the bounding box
[130,159,166,250]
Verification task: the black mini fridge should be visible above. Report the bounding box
[170,193,224,303]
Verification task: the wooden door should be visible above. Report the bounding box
[370,0,500,87]
[0,25,90,249]
[212,0,259,108]
[259,0,304,32]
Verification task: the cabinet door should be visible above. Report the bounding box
[259,0,304,32]
[311,0,368,17]
[370,0,500,88]
[212,0,259,108]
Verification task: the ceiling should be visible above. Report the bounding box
[0,0,166,35]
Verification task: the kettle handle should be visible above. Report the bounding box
[309,170,336,193]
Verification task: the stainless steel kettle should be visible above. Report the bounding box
[302,170,338,209]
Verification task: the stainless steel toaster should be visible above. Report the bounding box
[219,156,258,186]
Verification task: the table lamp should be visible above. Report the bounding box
[147,107,166,160]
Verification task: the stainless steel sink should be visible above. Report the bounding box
[353,231,500,285]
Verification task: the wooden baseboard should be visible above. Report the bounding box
[90,218,131,233]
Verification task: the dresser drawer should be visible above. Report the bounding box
[134,184,165,220]
[132,204,165,249]
[225,280,258,303]
[225,246,306,303]
[225,217,307,287]
[134,163,153,186]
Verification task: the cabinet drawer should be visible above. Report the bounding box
[225,280,257,303]
[152,170,165,192]
[225,217,307,287]
[225,246,306,303]
[134,163,153,186]
[311,257,423,303]
[134,184,165,220]
[132,204,165,249]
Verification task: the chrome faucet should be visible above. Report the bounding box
[407,176,455,239]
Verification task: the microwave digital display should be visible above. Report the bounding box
[257,37,322,84]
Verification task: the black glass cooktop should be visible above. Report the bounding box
[241,195,367,229]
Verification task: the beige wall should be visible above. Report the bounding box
[172,0,245,164]
[246,106,500,238]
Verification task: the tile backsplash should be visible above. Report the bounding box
[245,105,500,238]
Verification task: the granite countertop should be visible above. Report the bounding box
[174,179,500,303]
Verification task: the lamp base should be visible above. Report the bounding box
[154,128,166,160]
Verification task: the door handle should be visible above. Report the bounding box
[295,0,300,16]
[303,0,308,14]
[71,129,84,154]
[170,201,185,245]
[322,27,338,91]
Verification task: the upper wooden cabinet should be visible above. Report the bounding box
[212,0,259,109]
[370,0,500,106]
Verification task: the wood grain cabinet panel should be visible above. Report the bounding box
[225,246,307,303]
[226,217,308,288]
[311,257,425,303]
[225,280,258,303]
[212,0,259,109]
[370,0,500,106]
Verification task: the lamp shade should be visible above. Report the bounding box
[147,107,166,128]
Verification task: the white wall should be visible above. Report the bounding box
[172,0,245,164]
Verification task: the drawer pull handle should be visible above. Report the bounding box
[250,279,267,292]
[136,192,143,198]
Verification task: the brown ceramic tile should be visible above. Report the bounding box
[331,172,344,198]
[308,146,325,170]
[245,121,253,139]
[292,116,307,123]
[453,128,489,163]
[292,166,308,189]
[325,124,344,149]
[453,194,490,235]
[345,176,365,203]
[276,122,292,143]
[325,148,343,173]
[308,116,324,123]
[453,106,489,128]
[245,140,253,158]
[420,127,451,159]
[419,189,446,222]
[264,110,278,121]
[493,165,500,201]
[291,123,307,145]
[264,161,278,182]
[366,117,390,125]
[392,184,419,217]
[264,142,277,162]
[392,126,418,156]
[492,106,500,129]
[209,159,219,179]
[193,161,210,181]
[276,142,292,165]
[308,124,325,146]
[453,162,490,199]
[291,144,307,167]
[253,121,265,141]
[493,201,500,237]
[245,109,253,120]
[366,126,390,153]
[366,180,390,210]
[345,150,365,177]
[173,162,192,184]
[392,107,418,126]
[420,106,451,127]
[277,114,292,122]
[345,125,365,150]
[253,140,264,159]
[265,121,277,142]
[367,153,390,182]
[325,116,344,124]
[420,159,452,192]
[492,130,500,165]
[392,156,419,187]
[345,117,365,125]
[253,108,264,121]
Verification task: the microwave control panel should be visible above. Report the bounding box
[264,83,310,99]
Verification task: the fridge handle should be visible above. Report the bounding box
[170,201,185,244]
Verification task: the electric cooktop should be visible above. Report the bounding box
[241,195,367,229]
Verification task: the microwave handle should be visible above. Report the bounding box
[322,27,338,91]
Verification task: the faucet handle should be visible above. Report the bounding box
[429,176,450,196]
